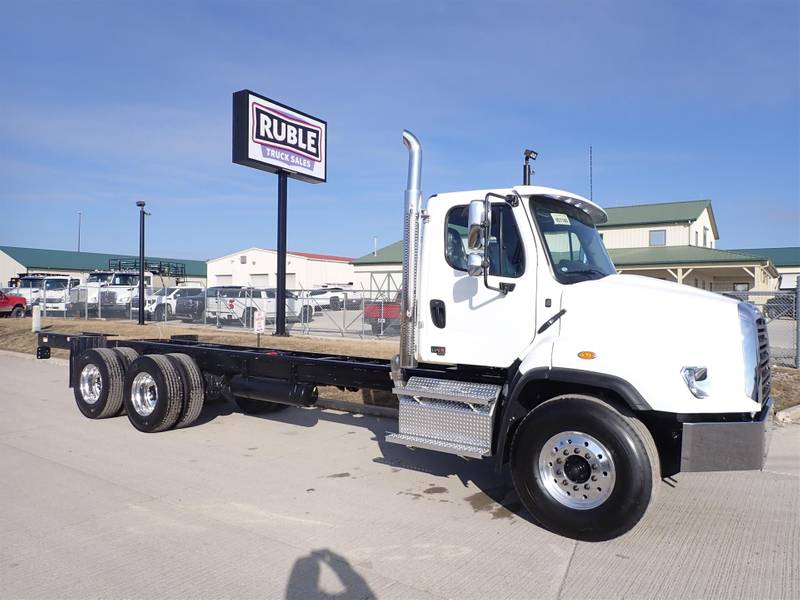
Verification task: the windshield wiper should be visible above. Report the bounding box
[564,268,608,278]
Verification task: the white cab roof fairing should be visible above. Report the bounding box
[513,185,608,225]
[428,186,608,225]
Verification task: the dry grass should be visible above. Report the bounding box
[2,317,798,411]
[772,367,800,412]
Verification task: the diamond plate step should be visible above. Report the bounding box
[385,433,489,458]
[392,376,501,406]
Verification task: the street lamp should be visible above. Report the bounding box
[136,201,148,325]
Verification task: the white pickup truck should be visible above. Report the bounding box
[205,287,313,326]
[135,286,204,321]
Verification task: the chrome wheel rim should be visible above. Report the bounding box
[538,431,616,510]
[79,364,102,404]
[131,372,158,417]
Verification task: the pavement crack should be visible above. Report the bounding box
[556,539,578,599]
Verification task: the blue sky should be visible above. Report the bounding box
[1,0,798,261]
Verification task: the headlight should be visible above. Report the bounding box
[681,366,709,398]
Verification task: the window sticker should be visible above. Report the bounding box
[551,213,570,226]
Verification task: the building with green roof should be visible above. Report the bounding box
[0,245,207,287]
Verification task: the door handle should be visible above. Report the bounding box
[430,299,446,328]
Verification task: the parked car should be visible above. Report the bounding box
[765,295,796,320]
[134,286,204,321]
[175,286,242,323]
[300,286,353,311]
[0,290,26,318]
[363,292,401,335]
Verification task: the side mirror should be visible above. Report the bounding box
[467,199,487,250]
[467,253,484,276]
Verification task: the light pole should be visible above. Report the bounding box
[77,211,82,252]
[136,201,147,325]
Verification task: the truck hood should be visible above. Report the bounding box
[552,274,758,413]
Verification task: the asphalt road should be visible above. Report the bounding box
[1,351,798,599]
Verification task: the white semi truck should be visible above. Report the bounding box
[37,131,771,541]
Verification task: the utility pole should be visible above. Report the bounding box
[589,145,593,201]
[77,211,82,252]
[136,201,147,325]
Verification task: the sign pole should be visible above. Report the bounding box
[275,170,288,336]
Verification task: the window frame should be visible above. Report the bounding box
[649,229,667,247]
[444,203,526,278]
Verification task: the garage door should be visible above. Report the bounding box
[251,274,270,287]
[215,275,233,285]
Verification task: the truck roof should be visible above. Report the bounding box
[433,186,607,225]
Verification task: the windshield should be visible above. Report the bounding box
[45,279,68,290]
[19,279,43,288]
[87,272,112,283]
[111,274,139,286]
[530,196,616,283]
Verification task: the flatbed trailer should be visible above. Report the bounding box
[34,129,771,542]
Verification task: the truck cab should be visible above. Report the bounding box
[14,275,77,314]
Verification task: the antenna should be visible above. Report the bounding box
[589,145,593,201]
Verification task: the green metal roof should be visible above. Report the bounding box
[600,199,712,228]
[352,241,404,265]
[0,245,207,278]
[727,247,800,268]
[608,246,769,267]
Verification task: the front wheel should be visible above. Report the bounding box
[10,306,25,318]
[510,394,659,541]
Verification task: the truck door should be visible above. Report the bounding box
[417,197,538,368]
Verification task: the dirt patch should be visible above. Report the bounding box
[772,367,800,412]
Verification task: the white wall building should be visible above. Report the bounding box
[206,247,354,290]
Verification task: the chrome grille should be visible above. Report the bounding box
[755,312,771,404]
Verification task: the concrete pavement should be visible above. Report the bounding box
[0,351,798,599]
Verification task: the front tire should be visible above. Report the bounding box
[510,394,659,541]
[10,306,25,318]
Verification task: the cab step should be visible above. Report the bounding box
[385,433,488,458]
[387,393,498,458]
[392,376,501,406]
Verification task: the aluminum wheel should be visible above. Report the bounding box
[79,364,103,405]
[130,372,158,417]
[538,431,616,510]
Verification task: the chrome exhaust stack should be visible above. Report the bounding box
[397,130,422,373]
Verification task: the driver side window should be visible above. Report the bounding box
[445,204,525,278]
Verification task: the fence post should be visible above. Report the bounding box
[795,285,799,369]
[216,290,220,329]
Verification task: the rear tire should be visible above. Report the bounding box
[10,306,24,318]
[165,353,205,428]
[111,347,140,415]
[123,355,184,432]
[233,396,288,415]
[73,348,126,419]
[510,394,659,541]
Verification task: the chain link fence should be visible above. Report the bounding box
[24,284,402,340]
[723,288,799,368]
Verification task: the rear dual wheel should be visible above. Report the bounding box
[510,394,659,541]
[73,348,205,431]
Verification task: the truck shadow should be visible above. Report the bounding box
[255,404,539,528]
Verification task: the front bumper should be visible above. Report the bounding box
[680,398,772,472]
